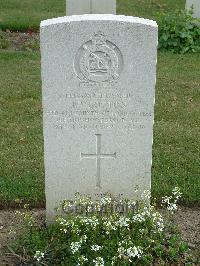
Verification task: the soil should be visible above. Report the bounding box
[0,31,39,51]
[0,207,199,265]
[0,209,45,265]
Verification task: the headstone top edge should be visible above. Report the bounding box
[40,14,158,28]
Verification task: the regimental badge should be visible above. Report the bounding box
[74,31,123,85]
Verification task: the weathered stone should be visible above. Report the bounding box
[67,0,116,15]
[40,14,158,221]
[186,0,200,18]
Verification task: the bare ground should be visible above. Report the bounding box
[0,207,199,265]
[0,209,45,265]
[0,31,39,51]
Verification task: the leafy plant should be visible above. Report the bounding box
[158,9,200,53]
[0,30,9,49]
[10,188,197,265]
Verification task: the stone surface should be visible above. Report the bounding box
[67,0,116,15]
[91,0,116,14]
[67,0,90,15]
[40,14,158,221]
[186,0,200,18]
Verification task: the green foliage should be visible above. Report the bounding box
[0,30,9,49]
[12,191,195,265]
[158,9,200,53]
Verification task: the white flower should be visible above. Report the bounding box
[172,187,182,200]
[91,244,102,252]
[132,213,145,222]
[141,190,151,200]
[111,256,117,265]
[57,218,67,225]
[70,241,82,254]
[117,217,130,228]
[80,217,99,228]
[162,196,171,205]
[34,251,45,262]
[63,200,73,210]
[127,200,136,209]
[77,255,88,265]
[167,203,177,212]
[93,257,104,266]
[152,212,164,232]
[118,245,143,260]
[81,235,87,242]
[162,195,178,213]
[103,218,117,234]
[127,246,143,258]
[100,196,112,205]
[63,228,67,234]
[161,187,181,213]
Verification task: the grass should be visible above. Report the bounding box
[153,52,200,205]
[0,52,44,208]
[118,0,185,19]
[0,0,65,31]
[0,0,185,31]
[0,51,199,208]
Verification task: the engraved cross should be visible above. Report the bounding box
[81,134,117,188]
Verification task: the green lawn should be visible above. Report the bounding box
[0,51,199,208]
[0,52,44,208]
[0,0,185,31]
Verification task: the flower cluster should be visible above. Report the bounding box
[80,216,99,228]
[77,255,88,265]
[118,241,143,262]
[162,187,182,212]
[102,215,118,234]
[15,188,188,265]
[91,245,102,252]
[56,193,172,264]
[70,235,88,254]
[93,257,104,266]
[34,251,45,262]
[117,216,131,228]
[152,211,164,232]
[70,241,82,254]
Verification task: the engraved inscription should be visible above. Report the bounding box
[45,92,153,131]
[81,134,116,188]
[74,32,123,85]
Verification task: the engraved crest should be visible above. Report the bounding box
[74,32,123,84]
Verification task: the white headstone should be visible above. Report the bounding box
[40,14,158,221]
[67,0,116,15]
[67,0,90,15]
[186,0,200,18]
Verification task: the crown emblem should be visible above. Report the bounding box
[89,53,109,73]
[74,32,123,84]
[92,31,106,46]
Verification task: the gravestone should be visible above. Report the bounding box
[67,0,116,15]
[40,14,158,221]
[186,0,200,18]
